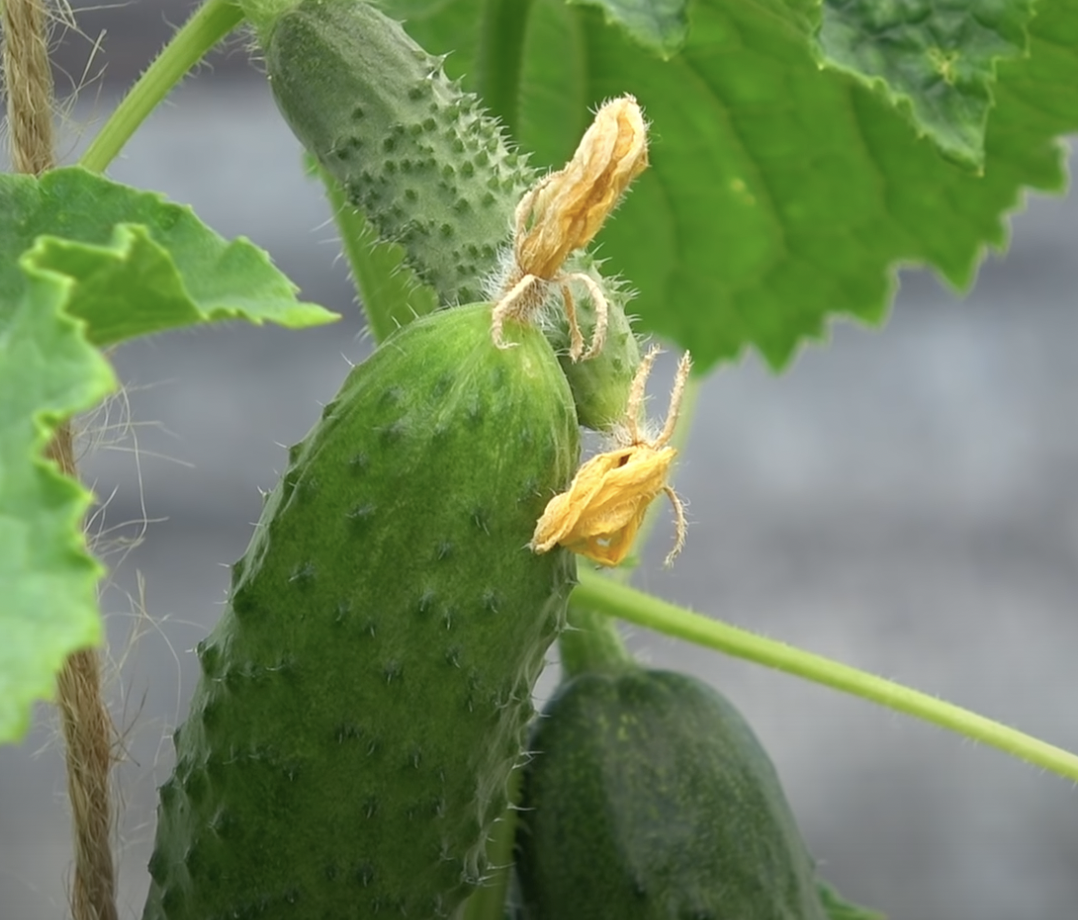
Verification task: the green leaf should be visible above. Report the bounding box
[0,166,336,743]
[0,260,117,744]
[817,879,887,920]
[383,0,1078,371]
[567,0,690,57]
[0,167,337,345]
[817,0,1034,169]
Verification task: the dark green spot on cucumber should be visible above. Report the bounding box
[347,502,376,530]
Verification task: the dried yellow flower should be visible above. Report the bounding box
[491,95,649,361]
[531,347,691,567]
[514,95,648,279]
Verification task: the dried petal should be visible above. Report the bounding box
[531,445,676,566]
[515,95,648,280]
[531,348,691,567]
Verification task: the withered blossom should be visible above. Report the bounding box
[491,95,649,361]
[531,347,691,567]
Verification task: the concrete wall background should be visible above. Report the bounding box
[4,6,1078,919]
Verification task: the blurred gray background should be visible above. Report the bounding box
[4,2,1078,918]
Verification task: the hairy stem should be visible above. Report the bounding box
[315,163,438,342]
[79,0,244,173]
[559,603,634,677]
[573,569,1078,783]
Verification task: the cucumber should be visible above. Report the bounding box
[263,0,533,307]
[142,303,580,919]
[515,667,829,920]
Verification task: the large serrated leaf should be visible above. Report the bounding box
[0,167,337,343]
[0,262,117,744]
[568,0,691,57]
[817,0,1034,169]
[384,0,1078,372]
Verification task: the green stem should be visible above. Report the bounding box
[573,569,1078,783]
[78,0,245,173]
[560,603,634,677]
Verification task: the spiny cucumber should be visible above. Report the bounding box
[515,667,830,920]
[142,303,579,919]
[263,0,533,307]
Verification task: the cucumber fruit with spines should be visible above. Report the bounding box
[515,666,831,920]
[141,303,580,919]
[263,0,536,307]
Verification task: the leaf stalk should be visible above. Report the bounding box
[573,569,1078,783]
[79,0,245,173]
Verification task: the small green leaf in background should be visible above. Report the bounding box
[388,0,1078,372]
[1,167,337,344]
[817,0,1033,169]
[817,879,887,919]
[568,0,690,57]
[0,264,117,744]
[0,166,337,742]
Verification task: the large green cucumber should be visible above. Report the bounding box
[142,303,579,919]
[515,667,830,920]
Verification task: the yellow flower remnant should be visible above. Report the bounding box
[491,95,649,361]
[531,347,691,567]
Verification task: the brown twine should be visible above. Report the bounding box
[47,426,119,920]
[3,2,119,916]
[1,0,55,173]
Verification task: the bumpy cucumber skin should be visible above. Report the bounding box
[515,669,829,920]
[265,0,533,306]
[558,304,639,432]
[142,304,579,920]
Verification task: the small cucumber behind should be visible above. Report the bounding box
[547,259,642,431]
[265,0,533,306]
[143,304,579,919]
[515,667,829,920]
